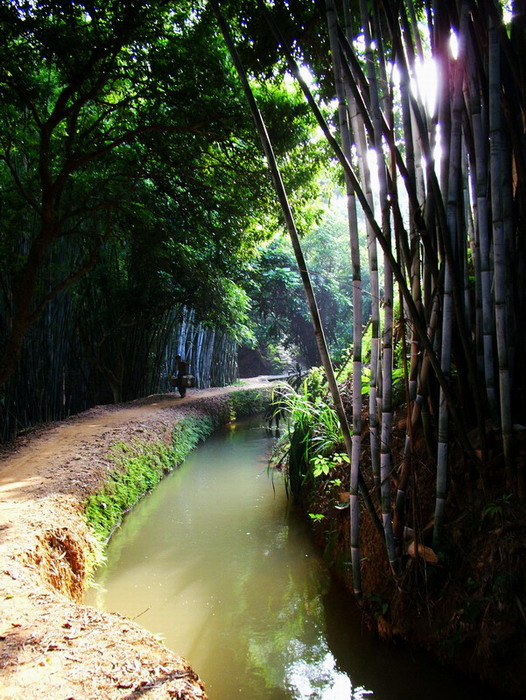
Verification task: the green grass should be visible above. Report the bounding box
[84,416,216,544]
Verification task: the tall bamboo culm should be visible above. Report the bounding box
[326,0,363,595]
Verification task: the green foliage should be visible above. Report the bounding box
[482,494,514,522]
[227,388,271,422]
[367,593,390,618]
[302,366,329,399]
[270,374,346,501]
[84,416,216,543]
[312,452,349,478]
[282,397,315,502]
[0,0,323,399]
[311,454,333,477]
[391,366,407,407]
[239,193,369,369]
[357,320,407,403]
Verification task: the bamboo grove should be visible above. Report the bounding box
[214,0,526,598]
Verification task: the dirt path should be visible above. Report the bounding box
[0,378,272,699]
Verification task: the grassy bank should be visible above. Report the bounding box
[84,388,271,545]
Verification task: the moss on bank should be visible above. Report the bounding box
[84,388,270,546]
[84,416,217,543]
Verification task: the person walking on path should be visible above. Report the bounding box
[174,354,189,397]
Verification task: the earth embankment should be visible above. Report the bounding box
[0,379,272,699]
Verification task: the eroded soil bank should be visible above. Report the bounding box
[0,379,271,700]
[301,422,526,699]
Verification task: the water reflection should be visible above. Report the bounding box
[86,419,494,700]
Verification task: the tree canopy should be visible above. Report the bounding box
[0,0,323,432]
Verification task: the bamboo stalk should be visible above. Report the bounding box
[465,26,497,416]
[433,4,466,549]
[326,0,363,593]
[488,14,514,487]
[266,1,474,467]
[359,0,397,566]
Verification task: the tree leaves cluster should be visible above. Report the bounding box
[0,0,322,434]
[243,199,369,370]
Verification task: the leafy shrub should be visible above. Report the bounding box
[228,388,270,421]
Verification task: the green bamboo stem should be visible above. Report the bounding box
[326,0,363,594]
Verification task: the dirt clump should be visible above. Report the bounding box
[23,522,92,602]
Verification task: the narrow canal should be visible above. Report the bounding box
[85,417,494,699]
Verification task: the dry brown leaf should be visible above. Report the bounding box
[407,541,439,564]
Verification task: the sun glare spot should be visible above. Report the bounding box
[390,61,400,88]
[449,30,459,60]
[411,58,438,116]
[367,148,377,171]
[298,64,314,87]
[502,1,513,24]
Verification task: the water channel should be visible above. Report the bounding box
[86,417,494,699]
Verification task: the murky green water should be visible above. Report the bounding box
[85,418,494,700]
